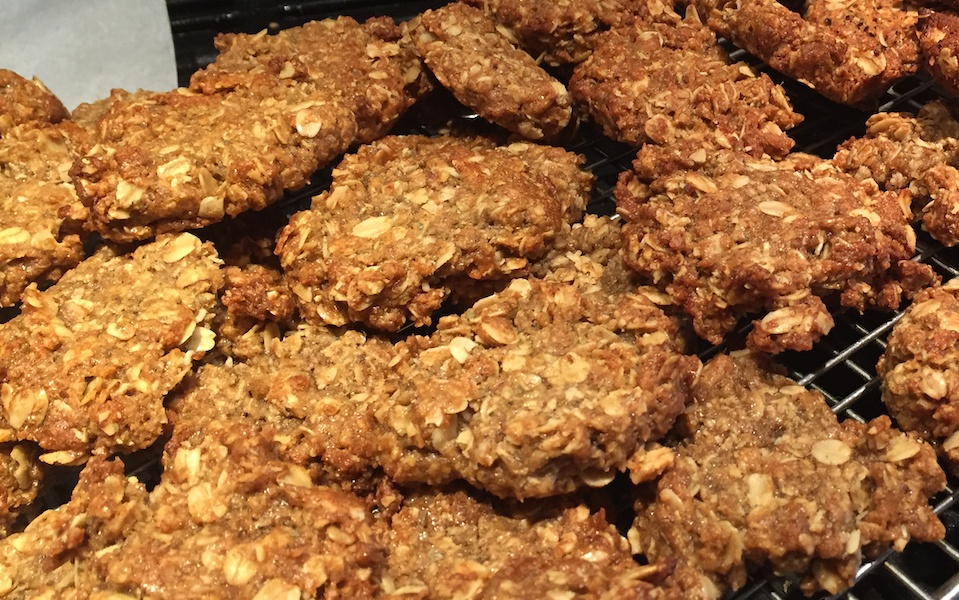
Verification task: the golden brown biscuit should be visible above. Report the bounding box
[191,16,429,144]
[277,134,592,331]
[0,233,222,462]
[72,85,356,243]
[632,352,946,597]
[918,8,959,95]
[617,144,936,352]
[695,0,920,105]
[0,122,92,306]
[833,100,959,246]
[462,0,643,65]
[569,5,801,155]
[878,279,959,471]
[411,3,572,141]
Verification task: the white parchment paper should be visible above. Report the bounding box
[0,0,177,110]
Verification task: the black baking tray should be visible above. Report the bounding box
[161,2,959,598]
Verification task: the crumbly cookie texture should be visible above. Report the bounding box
[531,214,642,295]
[0,122,93,306]
[0,233,223,462]
[102,423,383,599]
[878,278,959,470]
[277,134,593,331]
[0,425,384,599]
[168,324,395,478]
[631,352,946,598]
[833,100,959,246]
[569,4,800,155]
[918,8,959,97]
[617,145,936,353]
[0,456,151,598]
[411,2,572,141]
[190,15,429,144]
[71,84,357,243]
[0,443,42,538]
[213,263,297,361]
[462,0,643,65]
[175,276,697,499]
[694,0,919,105]
[382,278,699,499]
[0,70,68,136]
[380,488,672,599]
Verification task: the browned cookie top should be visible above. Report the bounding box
[277,134,592,331]
[570,5,801,156]
[190,16,429,144]
[632,352,945,597]
[0,233,223,461]
[71,85,356,243]
[411,2,572,141]
[617,145,935,352]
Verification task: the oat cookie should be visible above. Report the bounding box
[381,278,699,499]
[617,145,936,352]
[381,489,672,599]
[0,122,93,306]
[101,423,383,599]
[878,279,959,471]
[631,352,946,598]
[696,0,920,105]
[0,425,384,599]
[277,134,592,331]
[190,16,429,144]
[411,2,572,141]
[71,84,356,243]
[569,4,801,155]
[169,324,395,477]
[833,100,959,245]
[0,233,223,461]
[462,0,642,65]
[0,70,68,136]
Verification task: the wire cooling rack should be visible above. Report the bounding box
[161,3,959,598]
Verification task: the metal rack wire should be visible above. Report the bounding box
[162,3,959,599]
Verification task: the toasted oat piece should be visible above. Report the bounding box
[71,84,357,243]
[381,488,672,598]
[632,352,946,598]
[918,7,959,96]
[0,122,93,306]
[276,134,592,331]
[833,100,959,245]
[0,233,223,462]
[190,16,429,144]
[0,444,42,538]
[569,5,801,155]
[698,0,919,105]
[877,279,959,471]
[381,278,699,499]
[462,0,643,65]
[0,70,68,136]
[617,145,936,353]
[411,3,572,141]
